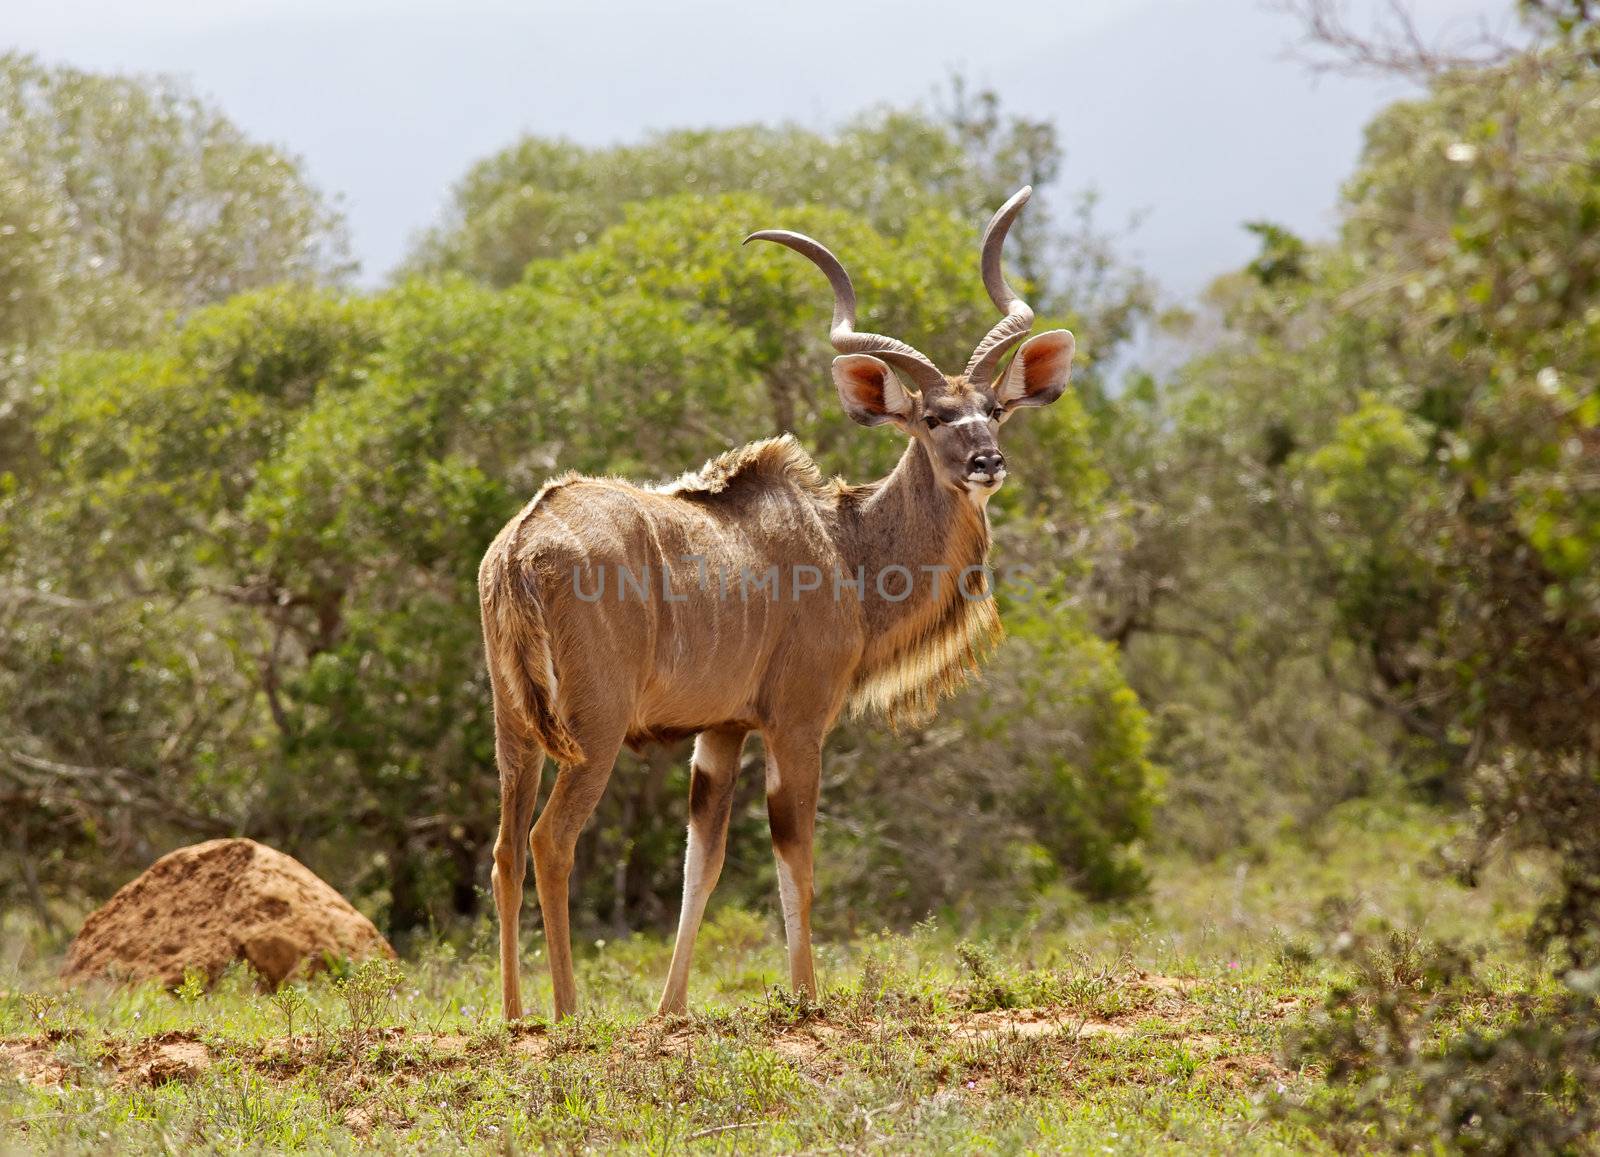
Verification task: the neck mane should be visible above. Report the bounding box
[838,439,1002,727]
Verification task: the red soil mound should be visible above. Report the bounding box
[61,838,394,989]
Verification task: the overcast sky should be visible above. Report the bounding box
[9,0,1514,301]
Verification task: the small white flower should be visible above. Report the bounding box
[1445,142,1478,163]
[1538,367,1561,394]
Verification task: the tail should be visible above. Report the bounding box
[479,550,585,766]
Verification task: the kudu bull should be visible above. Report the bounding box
[479,186,1075,1020]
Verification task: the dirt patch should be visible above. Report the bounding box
[61,838,394,990]
[952,1009,1137,1041]
[0,1033,78,1089]
[0,975,1285,1097]
[1138,972,1203,994]
[122,1034,212,1087]
[1,1030,211,1089]
[625,976,1220,1068]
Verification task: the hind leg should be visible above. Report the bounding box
[490,689,545,1020]
[531,718,626,1020]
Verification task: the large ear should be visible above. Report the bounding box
[832,354,918,427]
[997,329,1075,411]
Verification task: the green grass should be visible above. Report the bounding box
[0,803,1550,1153]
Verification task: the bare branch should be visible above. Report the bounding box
[0,585,113,610]
[2,747,231,836]
[259,616,295,739]
[1271,0,1523,77]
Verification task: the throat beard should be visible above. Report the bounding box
[846,444,1003,728]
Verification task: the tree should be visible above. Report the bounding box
[0,52,354,530]
[403,84,1152,376]
[0,52,351,352]
[1101,6,1600,932]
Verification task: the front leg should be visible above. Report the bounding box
[658,727,748,1016]
[762,728,822,998]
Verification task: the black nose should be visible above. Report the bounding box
[967,450,1005,477]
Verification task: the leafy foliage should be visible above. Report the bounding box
[0,86,1157,935]
[1097,13,1600,1148]
[0,51,350,350]
[1100,18,1600,870]
[405,82,1152,372]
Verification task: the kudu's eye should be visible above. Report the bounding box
[923,415,942,430]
